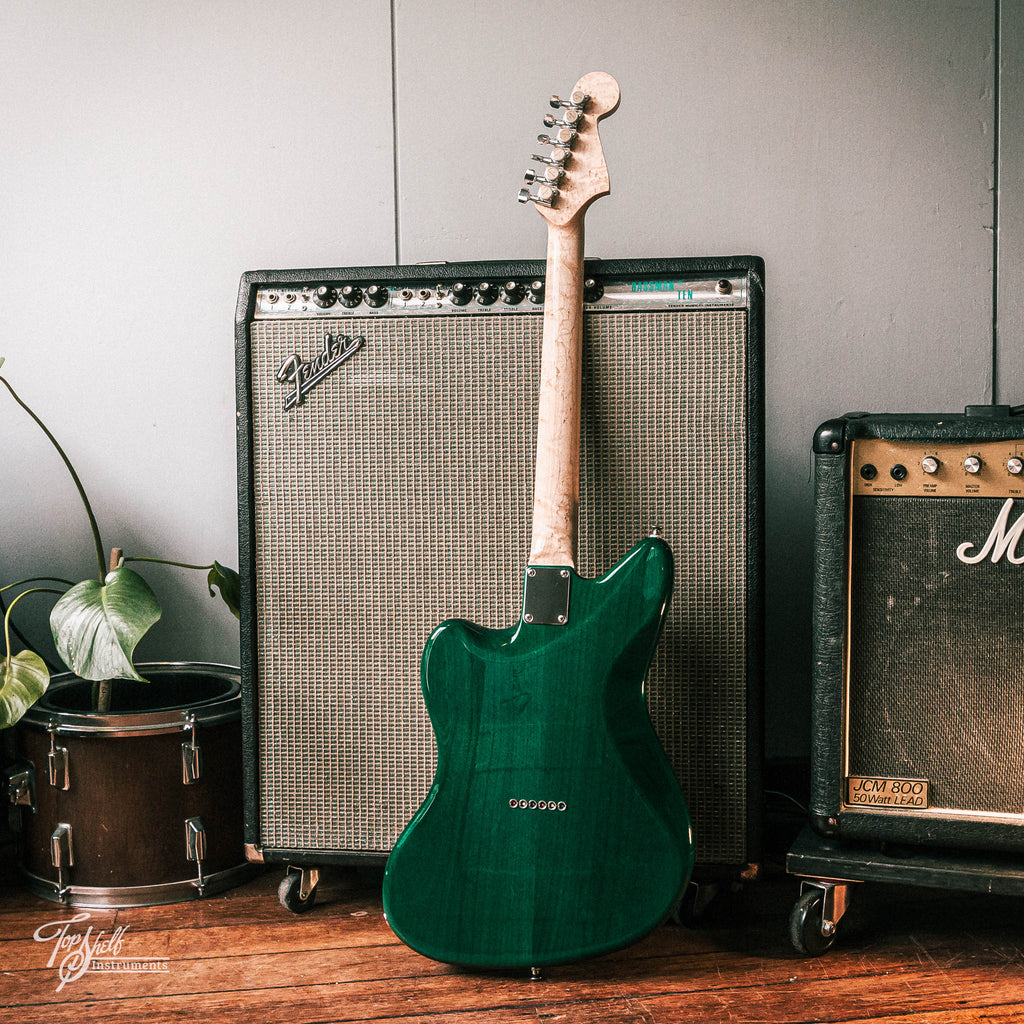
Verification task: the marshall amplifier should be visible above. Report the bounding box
[235,256,764,879]
[810,406,1024,852]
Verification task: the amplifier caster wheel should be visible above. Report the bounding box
[789,880,854,956]
[278,867,320,913]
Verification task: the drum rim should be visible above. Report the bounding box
[19,661,241,735]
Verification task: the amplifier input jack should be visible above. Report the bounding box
[890,464,908,481]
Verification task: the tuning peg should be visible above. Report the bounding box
[549,90,589,110]
[543,108,582,130]
[518,183,559,207]
[538,128,578,149]
[532,147,571,167]
[524,166,564,186]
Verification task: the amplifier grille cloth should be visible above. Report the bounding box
[250,309,748,861]
[849,496,1024,814]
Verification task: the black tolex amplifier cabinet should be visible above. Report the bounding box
[809,406,1024,853]
[235,256,765,885]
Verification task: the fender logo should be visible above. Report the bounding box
[956,497,1024,564]
[276,333,364,410]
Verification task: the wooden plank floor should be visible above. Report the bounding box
[2,832,1023,1023]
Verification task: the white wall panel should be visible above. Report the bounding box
[394,0,996,756]
[0,1,1006,759]
[997,1,1024,403]
[0,0,396,667]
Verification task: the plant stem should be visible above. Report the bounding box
[4,587,63,671]
[0,373,106,582]
[1,577,75,594]
[124,557,216,571]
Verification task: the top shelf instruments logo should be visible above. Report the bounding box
[34,912,170,992]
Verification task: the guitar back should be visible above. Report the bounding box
[383,537,693,967]
[382,72,694,968]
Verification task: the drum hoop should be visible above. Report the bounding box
[20,662,241,735]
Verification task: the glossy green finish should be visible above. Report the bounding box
[383,536,694,968]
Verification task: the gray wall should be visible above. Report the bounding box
[1,1,1020,760]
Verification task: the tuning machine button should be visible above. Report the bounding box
[964,455,982,475]
[364,284,388,308]
[532,147,571,168]
[538,129,578,149]
[549,90,589,110]
[525,166,564,186]
[312,286,337,308]
[921,456,940,475]
[543,110,582,129]
[518,183,559,207]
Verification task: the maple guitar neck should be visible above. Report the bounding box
[526,70,619,568]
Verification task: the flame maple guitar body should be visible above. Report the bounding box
[382,536,694,968]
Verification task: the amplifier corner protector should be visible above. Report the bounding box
[244,842,265,864]
[813,419,848,455]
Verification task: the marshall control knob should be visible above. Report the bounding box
[921,456,940,475]
[1008,457,1024,476]
[339,285,363,308]
[500,280,525,305]
[312,286,337,308]
[964,455,982,475]
[364,284,388,308]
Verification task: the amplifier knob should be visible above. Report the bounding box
[450,282,472,306]
[500,280,525,305]
[313,286,337,308]
[921,456,940,475]
[528,280,545,304]
[1008,457,1023,476]
[365,285,388,308]
[476,282,497,306]
[583,277,604,303]
[339,285,363,308]
[964,456,982,474]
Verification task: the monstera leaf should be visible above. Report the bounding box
[50,566,162,682]
[208,561,240,618]
[0,649,49,728]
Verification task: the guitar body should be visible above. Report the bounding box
[382,536,694,968]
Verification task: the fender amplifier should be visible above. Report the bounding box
[810,407,1024,852]
[235,256,764,876]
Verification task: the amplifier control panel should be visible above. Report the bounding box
[852,438,1024,498]
[252,274,748,318]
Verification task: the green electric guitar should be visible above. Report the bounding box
[382,71,694,970]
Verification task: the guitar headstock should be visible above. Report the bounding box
[518,71,620,227]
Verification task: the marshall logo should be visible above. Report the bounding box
[956,497,1024,565]
[277,333,364,410]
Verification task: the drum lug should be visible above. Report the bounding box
[47,725,70,791]
[185,816,208,895]
[181,713,203,784]
[181,740,203,785]
[50,823,74,901]
[5,761,36,833]
[5,761,36,813]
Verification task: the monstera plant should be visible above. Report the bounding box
[0,357,239,727]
